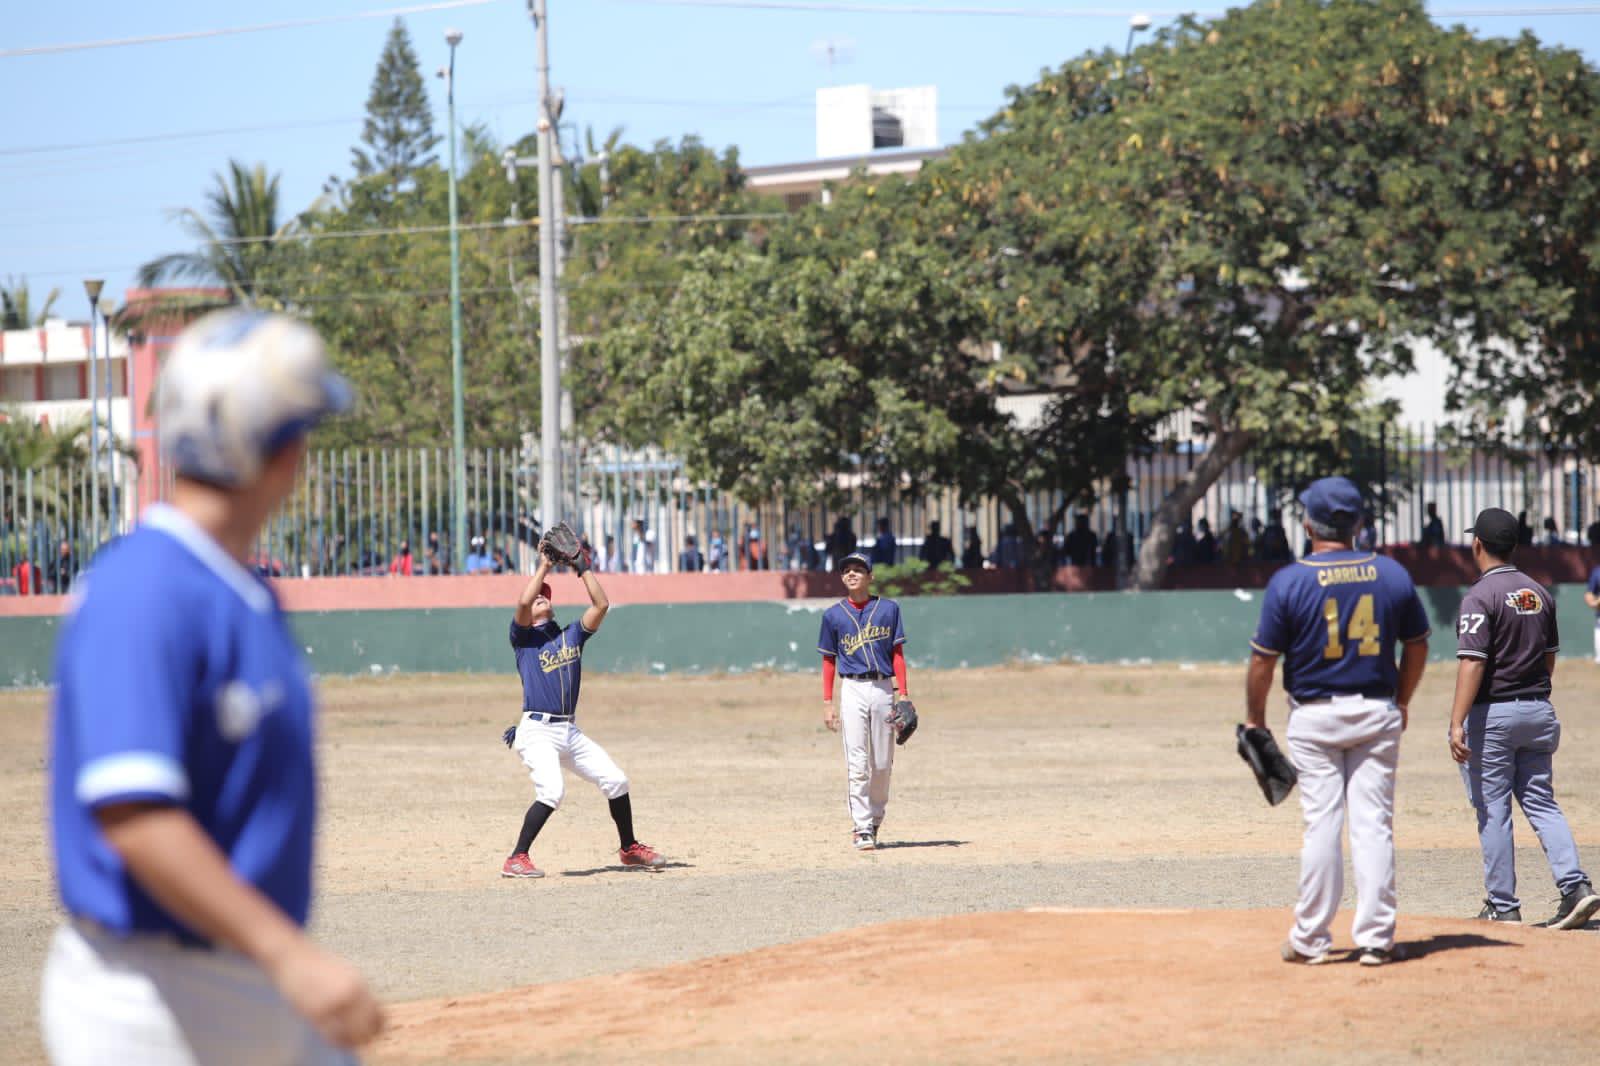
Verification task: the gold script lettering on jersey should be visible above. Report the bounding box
[1316,564,1379,587]
[539,644,583,673]
[841,625,893,656]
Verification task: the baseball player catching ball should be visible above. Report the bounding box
[817,551,916,851]
[1246,477,1430,966]
[500,526,667,877]
[43,310,383,1064]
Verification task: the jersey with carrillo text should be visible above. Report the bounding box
[1251,550,1430,702]
[817,596,906,675]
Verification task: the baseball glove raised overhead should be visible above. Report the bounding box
[538,521,588,574]
[890,698,919,745]
[1236,724,1297,806]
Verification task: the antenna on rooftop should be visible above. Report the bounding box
[810,36,856,84]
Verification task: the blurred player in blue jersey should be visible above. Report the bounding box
[1246,477,1430,966]
[43,310,383,1064]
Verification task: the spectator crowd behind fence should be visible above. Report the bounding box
[7,428,1600,592]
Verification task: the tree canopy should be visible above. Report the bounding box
[349,18,440,201]
[596,0,1600,586]
[135,160,290,307]
[0,278,60,330]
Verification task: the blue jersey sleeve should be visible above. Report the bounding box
[891,601,906,646]
[510,620,541,648]
[1250,579,1289,655]
[1589,568,1600,597]
[566,619,595,646]
[63,591,196,809]
[817,611,838,656]
[1397,584,1431,644]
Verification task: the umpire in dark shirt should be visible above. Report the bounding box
[1449,507,1600,929]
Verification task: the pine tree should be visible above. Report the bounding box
[350,19,439,198]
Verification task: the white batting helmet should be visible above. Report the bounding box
[158,309,352,487]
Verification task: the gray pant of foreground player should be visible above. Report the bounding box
[1285,696,1402,958]
[839,676,895,833]
[1460,699,1589,913]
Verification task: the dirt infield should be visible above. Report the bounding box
[4,662,1600,1064]
[375,909,1600,1066]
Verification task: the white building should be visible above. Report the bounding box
[0,319,133,443]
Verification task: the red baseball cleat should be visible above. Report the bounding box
[619,841,666,868]
[501,853,544,878]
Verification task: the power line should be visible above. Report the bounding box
[8,212,788,260]
[0,117,367,159]
[0,90,942,162]
[621,0,1600,16]
[0,0,506,60]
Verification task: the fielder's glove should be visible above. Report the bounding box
[1236,724,1297,806]
[890,697,919,746]
[538,521,589,574]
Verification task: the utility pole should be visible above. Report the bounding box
[529,0,562,530]
[443,28,467,572]
[551,134,573,439]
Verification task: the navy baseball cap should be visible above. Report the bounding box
[840,551,872,573]
[1466,508,1519,554]
[1298,477,1363,527]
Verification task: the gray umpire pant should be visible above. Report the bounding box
[1460,699,1590,912]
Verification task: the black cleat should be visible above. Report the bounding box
[1548,881,1600,930]
[1476,901,1522,923]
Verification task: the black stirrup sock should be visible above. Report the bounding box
[609,794,636,849]
[512,801,556,856]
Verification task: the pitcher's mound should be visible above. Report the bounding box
[374,908,1600,1065]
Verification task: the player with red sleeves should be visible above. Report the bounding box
[817,551,910,851]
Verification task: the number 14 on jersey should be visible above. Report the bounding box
[1324,594,1381,659]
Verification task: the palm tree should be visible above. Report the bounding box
[136,160,292,305]
[0,409,90,469]
[0,277,62,329]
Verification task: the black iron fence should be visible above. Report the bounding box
[4,424,1596,593]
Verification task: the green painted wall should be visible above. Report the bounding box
[5,583,1593,687]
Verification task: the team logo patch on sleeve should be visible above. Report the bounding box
[1506,588,1544,615]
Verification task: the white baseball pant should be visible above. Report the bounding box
[839,677,895,832]
[512,718,629,809]
[1284,695,1403,956]
[41,920,354,1066]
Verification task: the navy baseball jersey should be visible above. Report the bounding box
[817,596,906,675]
[1250,550,1430,702]
[1588,566,1600,616]
[512,618,595,715]
[50,505,318,943]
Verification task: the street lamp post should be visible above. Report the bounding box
[1125,13,1152,62]
[82,279,103,552]
[443,28,467,573]
[100,295,120,536]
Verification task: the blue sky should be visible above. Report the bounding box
[3,0,1598,316]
